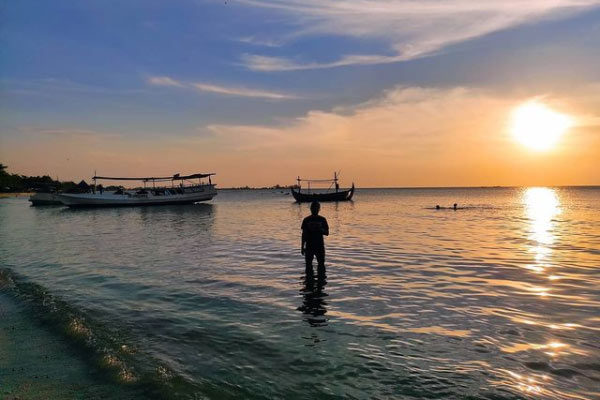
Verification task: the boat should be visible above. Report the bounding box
[291,172,354,202]
[29,192,63,206]
[57,173,217,208]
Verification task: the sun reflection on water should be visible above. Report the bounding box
[523,187,560,274]
[497,369,549,395]
[524,187,560,245]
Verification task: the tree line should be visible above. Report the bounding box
[1,163,299,192]
[0,163,89,193]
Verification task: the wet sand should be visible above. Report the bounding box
[0,291,138,400]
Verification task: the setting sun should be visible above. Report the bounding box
[511,101,573,151]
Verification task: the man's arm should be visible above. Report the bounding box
[301,219,307,254]
[301,229,307,254]
[322,218,329,236]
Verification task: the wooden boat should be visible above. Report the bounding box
[57,173,217,208]
[29,192,63,206]
[291,172,355,202]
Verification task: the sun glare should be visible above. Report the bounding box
[511,101,573,151]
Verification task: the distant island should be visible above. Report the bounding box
[220,184,296,190]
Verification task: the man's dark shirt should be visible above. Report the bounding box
[301,215,329,250]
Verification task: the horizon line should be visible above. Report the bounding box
[219,184,600,190]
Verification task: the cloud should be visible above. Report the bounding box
[148,76,184,87]
[190,82,296,100]
[0,78,150,96]
[11,126,121,140]
[240,0,600,70]
[206,86,512,154]
[147,76,297,99]
[243,53,408,72]
[237,36,283,48]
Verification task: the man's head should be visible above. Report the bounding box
[310,201,320,215]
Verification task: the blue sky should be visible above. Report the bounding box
[1,0,599,186]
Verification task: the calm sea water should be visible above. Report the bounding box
[1,187,599,399]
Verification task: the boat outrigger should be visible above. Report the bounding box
[57,173,217,208]
[291,172,354,202]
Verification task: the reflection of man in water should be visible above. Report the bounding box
[301,201,329,277]
[298,275,328,327]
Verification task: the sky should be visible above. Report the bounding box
[1,0,599,187]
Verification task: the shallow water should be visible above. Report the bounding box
[1,187,599,399]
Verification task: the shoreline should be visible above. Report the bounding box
[0,289,141,400]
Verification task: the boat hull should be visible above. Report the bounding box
[29,193,63,206]
[291,185,354,202]
[57,186,217,208]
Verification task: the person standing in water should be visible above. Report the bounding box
[301,201,329,277]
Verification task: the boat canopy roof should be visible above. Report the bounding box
[297,178,337,183]
[297,172,342,183]
[93,173,215,182]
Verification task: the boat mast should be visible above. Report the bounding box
[334,171,338,193]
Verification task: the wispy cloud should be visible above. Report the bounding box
[148,76,297,99]
[240,0,600,71]
[237,36,283,48]
[190,82,296,99]
[1,78,150,95]
[243,53,407,72]
[148,76,184,87]
[14,126,121,140]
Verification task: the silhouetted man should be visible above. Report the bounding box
[301,201,329,277]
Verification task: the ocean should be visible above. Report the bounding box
[1,187,599,399]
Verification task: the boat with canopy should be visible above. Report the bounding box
[29,192,63,206]
[291,172,354,202]
[57,172,217,207]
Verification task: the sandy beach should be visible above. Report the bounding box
[0,289,140,400]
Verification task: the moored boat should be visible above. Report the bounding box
[57,173,217,208]
[29,192,63,206]
[291,172,355,202]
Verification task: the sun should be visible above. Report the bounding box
[510,101,573,151]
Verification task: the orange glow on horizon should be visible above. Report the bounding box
[1,88,598,187]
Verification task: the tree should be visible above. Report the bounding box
[0,163,62,192]
[0,163,14,191]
